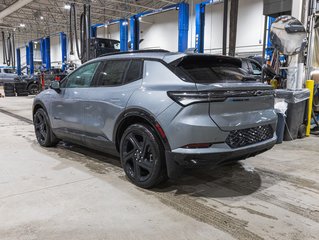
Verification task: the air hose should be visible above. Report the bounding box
[70,3,90,62]
[2,31,15,66]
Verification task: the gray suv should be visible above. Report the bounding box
[33,50,277,188]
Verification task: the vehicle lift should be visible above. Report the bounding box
[16,32,67,76]
[195,0,219,53]
[91,19,129,52]
[130,2,189,52]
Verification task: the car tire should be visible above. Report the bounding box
[120,123,167,188]
[28,83,40,95]
[33,108,59,147]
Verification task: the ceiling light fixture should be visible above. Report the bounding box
[64,4,71,10]
[40,16,44,20]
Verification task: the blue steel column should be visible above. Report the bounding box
[130,16,140,50]
[178,2,189,52]
[195,3,205,53]
[90,23,104,38]
[60,32,67,71]
[26,45,30,75]
[91,26,97,38]
[16,48,21,75]
[45,37,51,70]
[28,41,34,75]
[120,19,129,52]
[265,16,276,62]
[40,38,46,68]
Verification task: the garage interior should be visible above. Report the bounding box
[0,0,319,239]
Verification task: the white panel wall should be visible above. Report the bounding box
[50,35,62,67]
[102,0,264,56]
[139,10,178,51]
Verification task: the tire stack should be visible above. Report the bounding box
[3,83,15,97]
[15,82,29,96]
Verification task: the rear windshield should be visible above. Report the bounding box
[172,55,252,84]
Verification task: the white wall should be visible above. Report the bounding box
[102,0,264,56]
[139,10,178,51]
[188,0,264,55]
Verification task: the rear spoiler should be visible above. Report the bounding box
[170,54,242,68]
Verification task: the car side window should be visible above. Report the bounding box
[64,62,100,88]
[125,60,143,83]
[95,60,130,87]
[251,61,262,75]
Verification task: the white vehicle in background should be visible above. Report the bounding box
[0,67,18,85]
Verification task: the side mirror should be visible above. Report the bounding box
[50,80,61,92]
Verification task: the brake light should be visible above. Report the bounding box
[167,91,226,106]
[167,90,274,106]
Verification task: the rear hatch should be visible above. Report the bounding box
[170,54,276,131]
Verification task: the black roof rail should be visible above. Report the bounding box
[98,49,170,58]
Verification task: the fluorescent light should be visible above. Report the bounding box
[64,4,71,10]
[19,23,25,27]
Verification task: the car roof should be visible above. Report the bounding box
[96,50,185,63]
[95,50,240,64]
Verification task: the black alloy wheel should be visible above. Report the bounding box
[28,83,40,95]
[120,124,167,188]
[34,108,59,147]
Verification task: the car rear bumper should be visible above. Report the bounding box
[165,136,276,178]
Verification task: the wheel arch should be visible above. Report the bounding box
[32,100,49,120]
[113,108,171,153]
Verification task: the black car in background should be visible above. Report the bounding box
[240,58,263,81]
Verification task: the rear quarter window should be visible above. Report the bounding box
[172,55,251,84]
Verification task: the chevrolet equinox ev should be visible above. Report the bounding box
[33,50,277,188]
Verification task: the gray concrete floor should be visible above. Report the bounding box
[0,90,319,240]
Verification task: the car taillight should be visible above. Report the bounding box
[167,90,274,106]
[167,91,226,106]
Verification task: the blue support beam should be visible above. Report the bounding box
[195,3,205,53]
[91,23,104,38]
[195,0,222,53]
[60,32,67,71]
[178,2,189,52]
[40,38,46,69]
[45,37,51,71]
[28,41,34,76]
[16,48,21,76]
[26,45,30,75]
[265,16,276,62]
[130,16,140,50]
[120,19,129,51]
